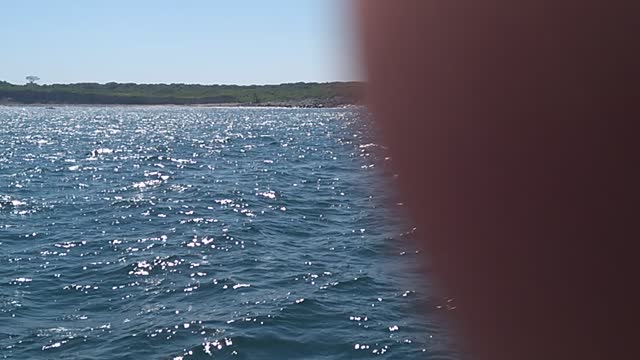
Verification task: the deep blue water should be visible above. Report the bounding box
[0,106,456,359]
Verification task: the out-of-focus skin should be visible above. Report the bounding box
[355,1,638,360]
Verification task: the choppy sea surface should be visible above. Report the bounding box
[0,106,456,359]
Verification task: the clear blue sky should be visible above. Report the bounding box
[1,0,359,85]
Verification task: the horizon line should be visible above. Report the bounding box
[1,79,364,87]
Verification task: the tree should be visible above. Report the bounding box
[26,76,40,84]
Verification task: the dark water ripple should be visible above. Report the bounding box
[0,106,457,359]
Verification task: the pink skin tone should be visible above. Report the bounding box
[355,1,638,360]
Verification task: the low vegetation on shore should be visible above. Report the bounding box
[0,80,364,107]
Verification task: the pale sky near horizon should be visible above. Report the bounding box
[1,0,360,85]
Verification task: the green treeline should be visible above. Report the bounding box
[0,81,364,106]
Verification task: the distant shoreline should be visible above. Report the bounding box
[0,81,364,108]
[0,102,361,109]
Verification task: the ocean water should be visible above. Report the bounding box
[0,106,456,359]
